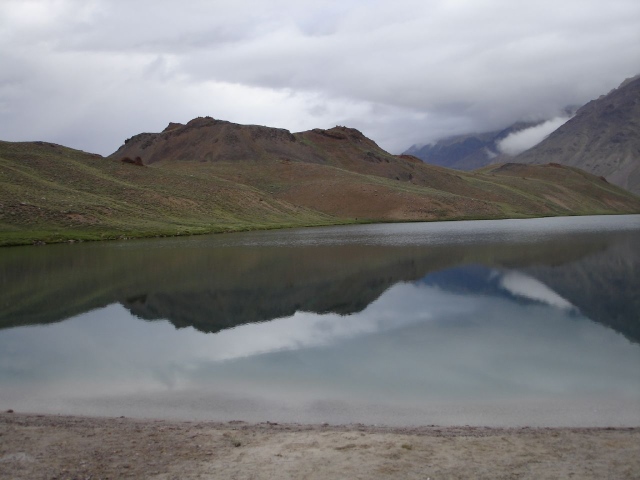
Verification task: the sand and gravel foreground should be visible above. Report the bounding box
[1,412,639,479]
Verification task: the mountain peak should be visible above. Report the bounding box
[162,122,184,132]
[112,117,301,165]
[184,116,229,128]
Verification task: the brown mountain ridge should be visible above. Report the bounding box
[1,117,639,246]
[112,117,422,183]
[109,115,640,219]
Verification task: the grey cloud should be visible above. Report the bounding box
[1,0,639,155]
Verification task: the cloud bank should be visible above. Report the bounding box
[0,0,639,155]
[498,115,573,155]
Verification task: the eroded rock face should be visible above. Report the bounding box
[111,117,498,198]
[108,117,418,186]
[111,117,303,165]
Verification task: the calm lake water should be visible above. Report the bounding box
[1,215,639,427]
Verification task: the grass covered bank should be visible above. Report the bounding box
[2,139,639,246]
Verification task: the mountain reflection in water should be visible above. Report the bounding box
[1,216,638,343]
[0,215,639,426]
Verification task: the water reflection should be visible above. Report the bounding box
[0,215,639,426]
[1,216,638,342]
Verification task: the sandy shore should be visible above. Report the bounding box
[1,412,639,479]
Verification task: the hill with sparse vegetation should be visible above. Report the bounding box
[1,117,639,246]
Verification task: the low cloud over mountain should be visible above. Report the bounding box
[497,116,573,155]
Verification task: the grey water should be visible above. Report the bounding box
[1,215,639,427]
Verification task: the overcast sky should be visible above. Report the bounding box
[1,0,639,155]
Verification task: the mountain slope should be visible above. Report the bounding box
[515,75,640,194]
[0,140,336,246]
[110,116,640,219]
[2,117,640,246]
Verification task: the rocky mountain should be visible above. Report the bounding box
[112,117,423,184]
[515,75,640,195]
[104,117,640,221]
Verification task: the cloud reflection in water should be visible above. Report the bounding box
[0,264,638,426]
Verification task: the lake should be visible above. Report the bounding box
[1,215,639,427]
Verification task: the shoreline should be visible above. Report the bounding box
[2,412,639,479]
[4,212,638,248]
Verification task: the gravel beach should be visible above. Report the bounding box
[1,412,638,479]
